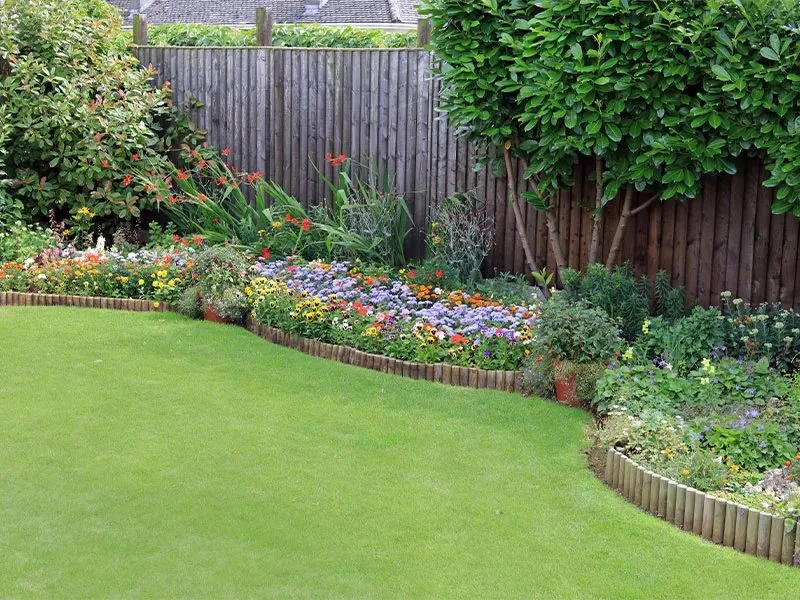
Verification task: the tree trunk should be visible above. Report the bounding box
[502,147,547,294]
[545,208,568,277]
[605,185,634,267]
[588,157,604,265]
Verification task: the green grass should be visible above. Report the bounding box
[1,307,798,599]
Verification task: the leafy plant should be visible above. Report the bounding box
[536,296,622,364]
[0,221,57,262]
[147,23,416,49]
[427,191,493,285]
[0,0,195,226]
[194,245,251,321]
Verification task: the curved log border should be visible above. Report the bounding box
[0,291,522,392]
[605,448,799,568]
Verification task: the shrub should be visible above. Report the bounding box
[700,415,795,473]
[427,192,493,285]
[632,307,723,374]
[561,263,686,340]
[147,23,416,49]
[0,0,188,225]
[536,296,622,364]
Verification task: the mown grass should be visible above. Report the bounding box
[1,307,798,599]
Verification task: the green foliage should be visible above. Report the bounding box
[147,23,416,49]
[561,263,686,340]
[423,0,800,217]
[175,283,203,319]
[537,297,622,364]
[0,0,188,223]
[427,192,493,285]
[0,221,57,262]
[720,292,800,372]
[194,245,250,321]
[593,356,789,417]
[632,307,724,374]
[702,416,795,473]
[312,158,412,267]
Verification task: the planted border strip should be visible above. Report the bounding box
[0,294,523,393]
[604,449,797,568]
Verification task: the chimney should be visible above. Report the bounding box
[130,0,156,13]
[302,0,329,17]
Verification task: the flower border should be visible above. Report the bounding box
[0,292,522,392]
[604,448,800,568]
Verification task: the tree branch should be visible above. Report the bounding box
[629,192,659,216]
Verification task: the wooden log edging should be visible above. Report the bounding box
[0,291,172,312]
[243,317,522,393]
[604,448,799,568]
[0,292,522,393]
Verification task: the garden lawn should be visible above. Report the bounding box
[1,308,798,600]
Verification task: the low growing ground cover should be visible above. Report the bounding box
[2,307,799,598]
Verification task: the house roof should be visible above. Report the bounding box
[108,0,419,26]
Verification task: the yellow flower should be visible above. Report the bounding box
[681,469,690,477]
[153,301,160,308]
[622,347,634,361]
[138,279,145,286]
[271,221,283,229]
[364,326,378,337]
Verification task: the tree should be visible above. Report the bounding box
[422,0,800,275]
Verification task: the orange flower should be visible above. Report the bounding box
[192,235,203,245]
[407,270,416,279]
[222,147,231,156]
[435,269,444,278]
[122,175,133,187]
[197,193,208,202]
[131,153,140,161]
[176,169,190,181]
[301,218,312,232]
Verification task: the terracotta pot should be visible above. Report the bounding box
[552,360,580,407]
[203,307,232,324]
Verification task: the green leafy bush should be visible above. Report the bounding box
[427,192,493,285]
[720,292,800,372]
[0,221,57,262]
[632,307,723,374]
[561,263,686,340]
[194,245,251,321]
[147,23,416,49]
[536,297,622,364]
[701,415,795,473]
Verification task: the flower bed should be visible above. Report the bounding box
[0,248,194,303]
[248,259,538,371]
[605,448,799,567]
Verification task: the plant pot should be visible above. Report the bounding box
[203,306,232,324]
[552,360,580,407]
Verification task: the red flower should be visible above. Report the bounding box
[217,176,227,185]
[212,217,221,223]
[101,160,109,168]
[535,355,544,363]
[247,171,262,183]
[435,269,444,278]
[261,247,271,260]
[131,153,140,161]
[222,147,231,157]
[786,461,794,468]
[407,270,416,279]
[291,218,299,226]
[325,152,333,160]
[171,234,180,242]
[192,235,203,245]
[284,213,292,222]
[450,333,468,344]
[93,133,102,142]
[198,160,207,170]
[301,218,312,232]
[197,193,208,202]
[122,175,133,187]
[287,265,297,273]
[176,169,190,181]
[167,194,177,204]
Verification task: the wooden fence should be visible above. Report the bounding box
[134,46,800,308]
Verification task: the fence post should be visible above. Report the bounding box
[132,14,148,46]
[256,8,274,46]
[416,18,432,47]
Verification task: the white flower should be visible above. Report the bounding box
[36,273,47,280]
